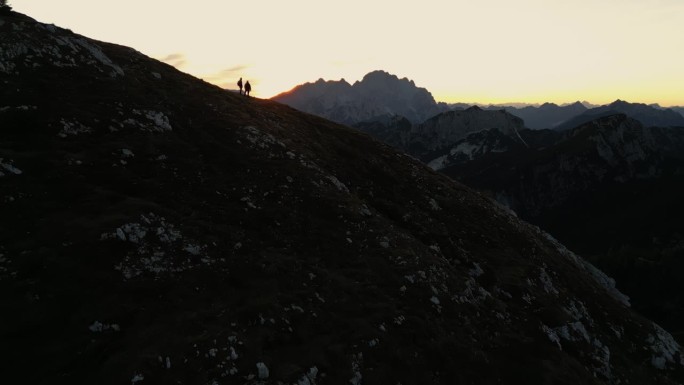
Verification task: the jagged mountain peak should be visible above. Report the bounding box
[3,10,684,385]
[272,70,447,125]
[358,69,395,82]
[354,70,429,97]
[292,77,352,92]
[610,99,630,106]
[356,70,417,87]
[314,77,351,86]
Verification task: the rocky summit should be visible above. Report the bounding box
[272,71,448,125]
[2,11,684,385]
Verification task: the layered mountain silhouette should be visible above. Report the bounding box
[272,70,448,125]
[3,10,684,385]
[440,114,684,338]
[493,102,589,130]
[474,100,683,131]
[277,71,684,134]
[354,107,529,171]
[555,100,684,130]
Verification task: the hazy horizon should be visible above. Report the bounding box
[273,72,683,109]
[10,0,684,106]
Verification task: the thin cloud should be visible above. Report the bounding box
[158,53,186,68]
[202,65,249,82]
[202,65,251,90]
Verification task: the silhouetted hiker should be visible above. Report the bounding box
[244,80,251,97]
[237,77,243,95]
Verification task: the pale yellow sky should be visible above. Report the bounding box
[11,0,684,106]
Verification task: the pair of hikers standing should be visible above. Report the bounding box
[237,77,251,96]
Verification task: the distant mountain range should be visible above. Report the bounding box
[273,72,684,133]
[272,70,448,125]
[490,102,589,130]
[451,101,600,109]
[452,101,684,130]
[554,100,684,130]
[349,97,684,172]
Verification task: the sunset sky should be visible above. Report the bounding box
[11,0,684,106]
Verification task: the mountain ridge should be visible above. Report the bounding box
[354,107,528,171]
[498,101,588,129]
[555,100,684,130]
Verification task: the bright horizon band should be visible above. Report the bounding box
[10,0,684,107]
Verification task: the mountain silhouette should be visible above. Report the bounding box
[2,10,684,385]
[497,101,588,129]
[272,70,448,125]
[354,107,528,171]
[555,100,684,130]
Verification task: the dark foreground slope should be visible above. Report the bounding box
[1,12,683,385]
